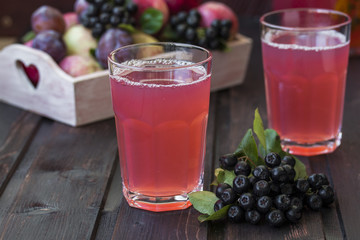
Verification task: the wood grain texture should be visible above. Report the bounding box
[0,119,118,240]
[324,57,360,240]
[0,103,41,195]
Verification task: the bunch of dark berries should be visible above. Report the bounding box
[170,10,232,50]
[215,152,335,227]
[80,0,138,38]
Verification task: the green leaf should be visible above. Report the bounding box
[21,31,35,43]
[189,191,218,215]
[264,129,283,154]
[140,8,163,35]
[258,144,266,158]
[235,129,258,163]
[159,25,178,41]
[118,24,137,33]
[198,205,231,222]
[89,48,96,58]
[293,156,308,180]
[216,170,225,184]
[223,170,236,187]
[253,108,266,149]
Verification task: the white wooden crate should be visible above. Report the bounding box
[0,34,252,126]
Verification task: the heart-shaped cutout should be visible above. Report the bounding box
[16,60,40,88]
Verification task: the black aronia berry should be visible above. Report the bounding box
[190,109,335,228]
[208,155,335,227]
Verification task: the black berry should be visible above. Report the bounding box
[253,180,270,197]
[234,161,251,176]
[253,165,270,180]
[274,194,291,211]
[265,152,281,168]
[295,178,310,193]
[219,154,237,170]
[210,19,221,31]
[308,173,326,190]
[206,27,218,39]
[245,210,261,224]
[220,188,236,205]
[271,166,288,183]
[318,185,335,205]
[280,183,294,195]
[306,193,323,211]
[282,164,296,182]
[282,155,296,167]
[269,181,281,197]
[238,193,255,210]
[214,199,225,212]
[256,196,272,214]
[215,183,231,198]
[126,2,138,14]
[221,19,232,29]
[233,175,250,194]
[285,207,302,223]
[266,209,286,227]
[290,197,303,211]
[227,205,244,223]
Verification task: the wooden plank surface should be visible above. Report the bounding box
[0,103,41,195]
[324,57,360,240]
[0,119,118,239]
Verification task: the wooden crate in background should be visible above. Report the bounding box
[0,34,252,126]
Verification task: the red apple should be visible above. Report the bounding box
[132,0,169,25]
[59,55,101,77]
[165,0,201,14]
[198,1,239,38]
[63,12,79,30]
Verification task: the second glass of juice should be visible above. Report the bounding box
[261,9,351,156]
[108,43,212,212]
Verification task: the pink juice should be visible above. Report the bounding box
[110,59,210,210]
[262,31,349,155]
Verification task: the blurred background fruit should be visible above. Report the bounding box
[32,30,66,62]
[59,55,101,77]
[31,5,66,34]
[63,24,97,56]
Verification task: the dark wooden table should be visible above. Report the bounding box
[1,16,359,240]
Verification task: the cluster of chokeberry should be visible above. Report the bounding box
[170,10,232,50]
[80,0,138,38]
[215,152,335,227]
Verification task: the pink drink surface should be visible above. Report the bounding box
[262,31,349,147]
[110,60,210,198]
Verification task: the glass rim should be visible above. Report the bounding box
[108,42,212,71]
[260,8,351,31]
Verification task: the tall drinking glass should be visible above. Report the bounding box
[108,43,212,212]
[260,9,351,156]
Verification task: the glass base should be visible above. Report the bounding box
[281,132,342,156]
[122,182,203,212]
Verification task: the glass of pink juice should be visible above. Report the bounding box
[108,43,212,211]
[260,9,351,156]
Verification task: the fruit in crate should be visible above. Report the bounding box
[63,25,97,56]
[22,0,240,76]
[63,12,79,30]
[32,30,66,63]
[95,28,133,68]
[197,1,239,38]
[31,5,66,34]
[59,55,101,77]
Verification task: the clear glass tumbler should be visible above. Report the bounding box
[108,43,212,211]
[260,9,351,156]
